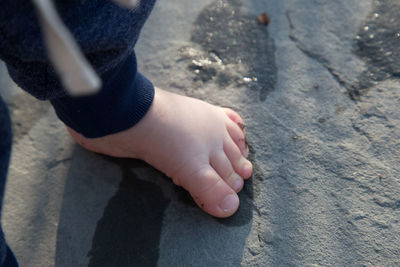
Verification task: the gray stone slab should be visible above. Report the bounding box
[0,62,16,102]
[1,0,400,266]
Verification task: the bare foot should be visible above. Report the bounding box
[66,88,252,218]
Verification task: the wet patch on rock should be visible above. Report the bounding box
[186,0,277,101]
[353,0,400,98]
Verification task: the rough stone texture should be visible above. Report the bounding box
[1,0,400,266]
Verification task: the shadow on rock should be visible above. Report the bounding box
[54,148,169,267]
[87,157,169,267]
[55,143,254,267]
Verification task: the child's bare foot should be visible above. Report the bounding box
[66,88,252,218]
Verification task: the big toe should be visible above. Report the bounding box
[183,167,240,218]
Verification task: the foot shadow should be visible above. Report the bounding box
[54,148,169,267]
[55,143,255,267]
[87,157,169,267]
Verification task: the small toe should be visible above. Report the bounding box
[210,151,244,192]
[184,166,240,218]
[226,172,244,192]
[223,108,245,125]
[226,120,248,157]
[223,137,253,179]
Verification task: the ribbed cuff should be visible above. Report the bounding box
[50,53,154,138]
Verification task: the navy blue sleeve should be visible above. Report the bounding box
[0,0,157,138]
[50,53,154,138]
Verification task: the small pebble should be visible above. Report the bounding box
[257,13,269,25]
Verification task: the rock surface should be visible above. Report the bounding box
[1,0,400,266]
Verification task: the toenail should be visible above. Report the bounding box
[243,162,252,176]
[243,147,249,158]
[233,179,243,191]
[219,194,238,212]
[237,122,245,130]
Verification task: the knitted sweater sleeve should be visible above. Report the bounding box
[0,0,156,138]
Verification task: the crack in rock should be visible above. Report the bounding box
[286,11,354,99]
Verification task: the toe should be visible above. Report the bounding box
[223,108,245,125]
[224,137,253,179]
[226,120,248,158]
[210,151,244,192]
[183,166,240,218]
[225,172,244,192]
